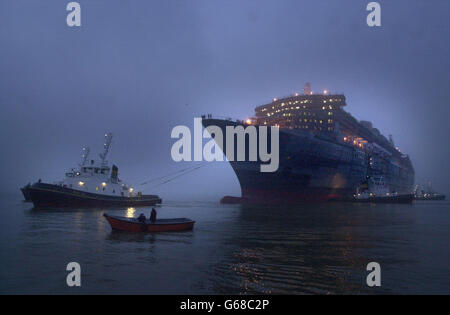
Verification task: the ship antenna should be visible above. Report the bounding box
[304,83,312,95]
[80,147,90,166]
[99,132,113,166]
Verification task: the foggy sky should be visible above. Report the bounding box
[0,0,449,200]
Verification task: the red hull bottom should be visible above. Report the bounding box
[221,189,344,205]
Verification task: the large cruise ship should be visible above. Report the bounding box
[202,84,414,204]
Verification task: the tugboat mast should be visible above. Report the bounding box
[80,147,90,166]
[99,132,113,167]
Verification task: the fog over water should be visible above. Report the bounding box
[0,0,449,200]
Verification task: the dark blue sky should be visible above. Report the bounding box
[0,0,449,199]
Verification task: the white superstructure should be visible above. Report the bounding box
[55,133,138,197]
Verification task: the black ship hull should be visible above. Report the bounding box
[28,183,162,208]
[202,118,414,204]
[414,195,446,201]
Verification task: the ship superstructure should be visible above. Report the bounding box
[202,84,414,204]
[56,133,134,197]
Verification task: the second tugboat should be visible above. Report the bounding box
[28,133,162,208]
[353,175,413,204]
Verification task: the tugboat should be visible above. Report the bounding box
[27,133,162,208]
[414,182,446,201]
[354,175,413,204]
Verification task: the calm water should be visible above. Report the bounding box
[0,193,449,294]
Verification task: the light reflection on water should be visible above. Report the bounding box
[0,195,449,294]
[126,207,136,218]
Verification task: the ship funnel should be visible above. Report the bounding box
[304,83,312,95]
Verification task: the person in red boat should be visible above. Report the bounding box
[150,208,157,223]
[137,213,146,223]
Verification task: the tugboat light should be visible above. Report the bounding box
[129,188,134,193]
[78,181,85,187]
[101,182,107,187]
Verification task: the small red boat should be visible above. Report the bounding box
[103,214,195,232]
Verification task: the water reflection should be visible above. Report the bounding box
[208,203,420,294]
[126,207,136,218]
[2,197,448,294]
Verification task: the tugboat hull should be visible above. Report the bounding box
[28,183,162,208]
[414,195,446,201]
[353,194,414,204]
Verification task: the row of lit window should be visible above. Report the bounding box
[322,99,342,104]
[78,181,135,193]
[266,108,334,117]
[295,125,334,131]
[262,98,342,113]
[343,136,366,148]
[261,99,314,112]
[262,118,333,125]
[278,110,320,117]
